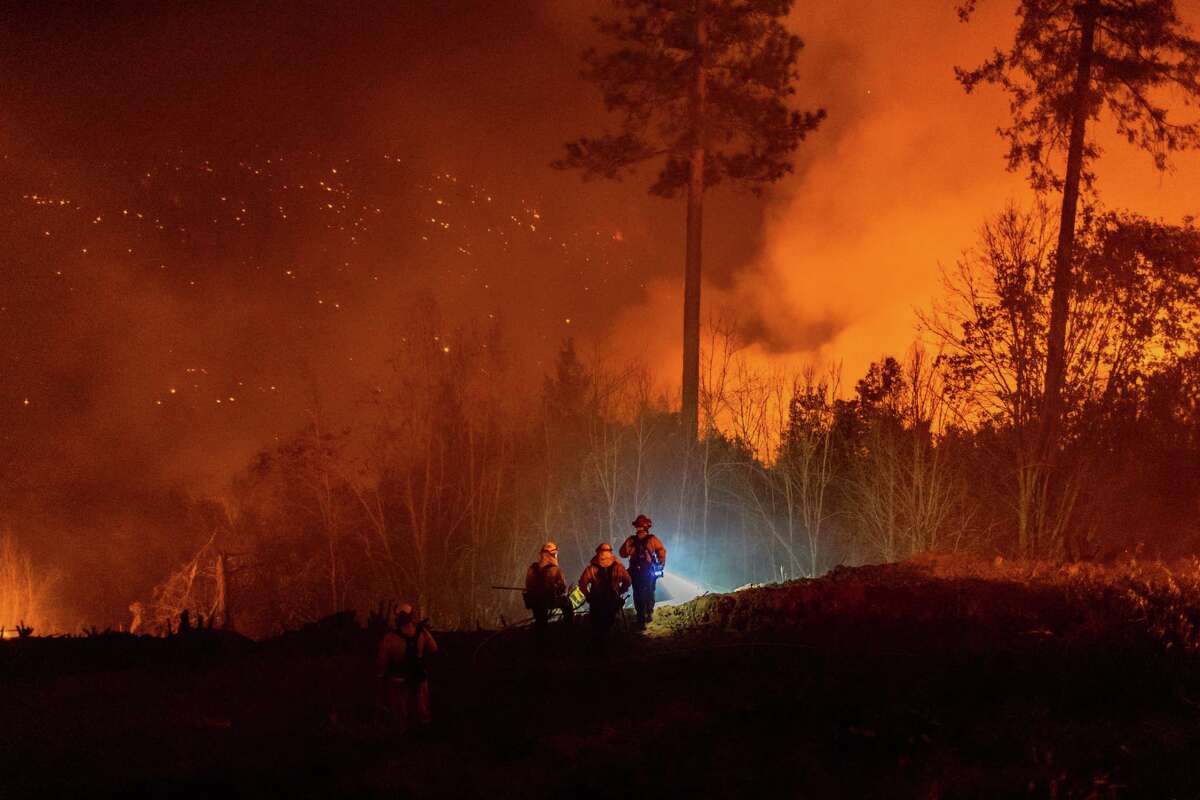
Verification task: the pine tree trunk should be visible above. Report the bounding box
[681,0,707,440]
[1039,0,1097,465]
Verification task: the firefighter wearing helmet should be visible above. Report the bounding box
[524,541,573,635]
[376,603,438,733]
[578,542,632,640]
[619,514,667,629]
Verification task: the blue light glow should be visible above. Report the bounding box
[655,571,707,606]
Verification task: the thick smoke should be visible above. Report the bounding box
[0,0,1197,626]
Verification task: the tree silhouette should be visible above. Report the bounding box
[956,0,1200,472]
[925,203,1200,554]
[554,0,825,439]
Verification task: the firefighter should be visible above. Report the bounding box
[524,541,573,634]
[578,543,632,638]
[376,603,438,733]
[619,514,667,629]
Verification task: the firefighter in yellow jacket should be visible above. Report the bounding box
[619,514,667,629]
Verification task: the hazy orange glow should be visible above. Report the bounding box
[615,0,1200,385]
[0,0,1197,626]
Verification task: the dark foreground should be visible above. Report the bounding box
[4,556,1200,799]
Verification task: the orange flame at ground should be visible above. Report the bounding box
[0,534,58,636]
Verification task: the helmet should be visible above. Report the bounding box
[632,514,652,529]
[596,542,613,554]
[541,541,559,555]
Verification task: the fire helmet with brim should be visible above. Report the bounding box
[596,542,613,554]
[541,541,559,555]
[632,514,652,529]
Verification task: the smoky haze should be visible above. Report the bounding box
[0,0,1197,627]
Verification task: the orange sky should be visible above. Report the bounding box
[606,0,1200,388]
[3,0,1199,623]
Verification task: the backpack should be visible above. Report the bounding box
[629,535,658,572]
[399,630,427,681]
[591,564,619,603]
[538,562,563,593]
[524,562,563,608]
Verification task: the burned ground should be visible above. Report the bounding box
[4,556,1200,798]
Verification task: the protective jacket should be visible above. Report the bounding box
[620,533,667,575]
[525,561,568,600]
[578,556,631,604]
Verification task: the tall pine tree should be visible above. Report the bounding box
[554,0,824,439]
[957,0,1200,476]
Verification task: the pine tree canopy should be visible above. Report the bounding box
[553,0,826,197]
[957,0,1200,192]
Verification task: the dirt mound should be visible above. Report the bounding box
[653,553,1200,652]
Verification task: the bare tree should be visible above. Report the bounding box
[923,204,1200,555]
[922,204,1059,553]
[776,367,840,576]
[146,530,225,634]
[843,351,970,562]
